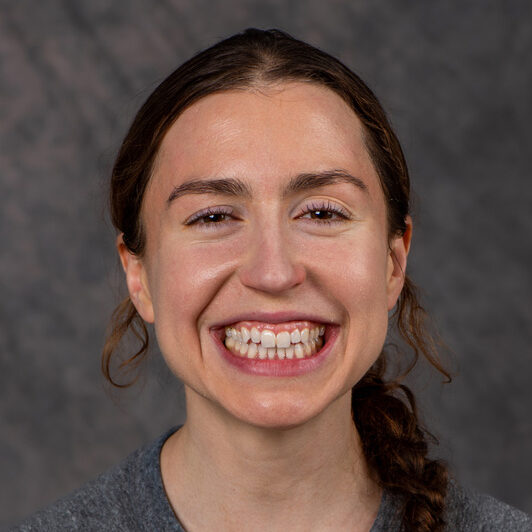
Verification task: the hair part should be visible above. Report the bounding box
[104,28,450,530]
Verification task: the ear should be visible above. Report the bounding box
[386,216,413,310]
[117,234,155,323]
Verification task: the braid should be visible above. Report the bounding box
[352,276,450,532]
[353,364,448,531]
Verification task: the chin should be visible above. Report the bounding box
[223,389,335,431]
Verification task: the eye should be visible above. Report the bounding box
[184,206,238,228]
[296,201,351,224]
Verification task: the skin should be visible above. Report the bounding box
[119,82,412,531]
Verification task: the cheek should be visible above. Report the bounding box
[147,239,241,372]
[303,230,389,306]
[301,231,390,373]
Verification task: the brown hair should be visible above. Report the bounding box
[103,28,450,531]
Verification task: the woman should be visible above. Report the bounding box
[14,29,531,532]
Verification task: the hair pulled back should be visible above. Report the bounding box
[104,28,449,531]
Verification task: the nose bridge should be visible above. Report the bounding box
[238,215,305,294]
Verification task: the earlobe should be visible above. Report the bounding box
[116,234,155,323]
[386,216,413,310]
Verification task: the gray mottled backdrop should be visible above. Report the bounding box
[1,0,531,527]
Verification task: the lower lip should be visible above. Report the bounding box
[212,327,339,377]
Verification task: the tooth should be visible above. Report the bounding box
[317,336,323,349]
[319,325,325,336]
[290,329,301,343]
[225,336,235,350]
[267,348,276,360]
[240,342,248,356]
[235,330,243,343]
[285,346,294,359]
[258,345,268,359]
[294,343,304,359]
[251,327,261,343]
[313,327,319,340]
[234,341,241,353]
[276,331,290,348]
[277,348,286,360]
[310,340,317,354]
[304,342,312,356]
[261,330,276,348]
[241,327,251,344]
[225,328,233,338]
[247,342,257,359]
[300,328,309,343]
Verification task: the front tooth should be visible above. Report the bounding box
[300,328,309,343]
[285,346,294,359]
[241,327,251,344]
[261,330,276,348]
[277,348,286,359]
[267,348,276,360]
[294,343,304,359]
[276,331,290,348]
[247,343,258,359]
[258,345,268,359]
[251,327,261,343]
[290,329,301,343]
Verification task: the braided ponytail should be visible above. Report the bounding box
[102,29,451,530]
[352,276,450,531]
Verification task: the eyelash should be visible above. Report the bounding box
[296,201,351,224]
[185,201,351,228]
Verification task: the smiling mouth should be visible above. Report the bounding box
[223,321,326,360]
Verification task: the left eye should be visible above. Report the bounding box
[297,202,351,223]
[305,209,338,220]
[199,213,230,223]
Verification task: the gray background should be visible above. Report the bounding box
[1,0,531,527]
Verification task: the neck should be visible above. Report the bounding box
[161,388,381,532]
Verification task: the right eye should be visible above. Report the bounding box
[184,206,238,229]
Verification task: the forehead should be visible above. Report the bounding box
[150,82,378,193]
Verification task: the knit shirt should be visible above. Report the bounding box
[12,427,532,531]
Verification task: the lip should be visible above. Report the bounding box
[210,311,337,331]
[210,322,340,377]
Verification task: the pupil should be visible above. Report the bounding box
[312,210,331,219]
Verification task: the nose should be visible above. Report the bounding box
[237,222,306,294]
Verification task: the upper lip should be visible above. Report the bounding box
[210,311,337,330]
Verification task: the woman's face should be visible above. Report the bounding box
[120,82,410,429]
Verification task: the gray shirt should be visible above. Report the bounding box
[11,427,532,531]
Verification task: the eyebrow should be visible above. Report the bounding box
[283,169,367,198]
[167,178,252,204]
[166,169,367,205]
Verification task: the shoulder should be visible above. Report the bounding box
[10,427,183,532]
[444,479,532,531]
[372,481,531,532]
